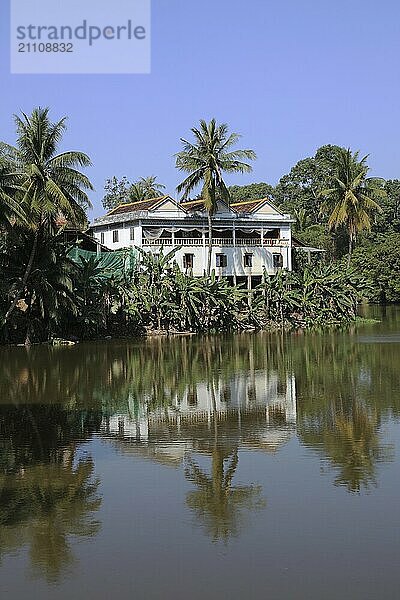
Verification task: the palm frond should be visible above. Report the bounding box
[175,118,255,211]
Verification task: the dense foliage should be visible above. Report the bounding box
[350,234,400,303]
[320,148,385,264]
[0,240,368,344]
[1,108,399,345]
[102,175,166,210]
[228,182,274,202]
[231,146,399,290]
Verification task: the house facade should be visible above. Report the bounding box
[90,195,295,284]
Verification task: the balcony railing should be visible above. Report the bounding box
[142,237,289,247]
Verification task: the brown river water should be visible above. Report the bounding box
[0,305,399,599]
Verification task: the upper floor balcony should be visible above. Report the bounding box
[143,237,289,247]
[141,227,290,248]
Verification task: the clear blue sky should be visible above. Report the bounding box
[1,0,400,218]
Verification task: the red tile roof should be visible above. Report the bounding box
[107,196,170,216]
[231,199,267,213]
[179,199,207,212]
[180,197,279,214]
[107,196,281,217]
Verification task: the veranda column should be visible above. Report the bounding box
[232,222,237,285]
[287,233,293,271]
[202,228,207,275]
[136,220,143,248]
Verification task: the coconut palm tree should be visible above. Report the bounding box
[129,182,146,202]
[139,175,166,198]
[3,107,93,323]
[0,154,27,228]
[175,119,256,275]
[321,148,385,266]
[128,176,166,203]
[293,207,312,233]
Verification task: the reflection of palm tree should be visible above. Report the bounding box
[299,402,394,493]
[184,438,265,542]
[326,406,392,492]
[0,453,101,582]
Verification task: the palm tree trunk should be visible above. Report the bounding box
[347,234,354,268]
[24,291,34,346]
[5,229,39,323]
[25,319,33,346]
[207,212,213,276]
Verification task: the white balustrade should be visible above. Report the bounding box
[142,237,289,247]
[143,238,173,245]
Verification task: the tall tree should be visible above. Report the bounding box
[3,107,93,324]
[0,151,27,228]
[102,176,131,210]
[103,175,166,208]
[228,181,274,202]
[128,181,145,202]
[373,179,400,234]
[273,144,343,224]
[128,176,166,202]
[138,175,166,198]
[321,148,385,266]
[175,118,256,275]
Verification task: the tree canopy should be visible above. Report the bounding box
[228,182,274,202]
[320,148,385,264]
[102,175,166,210]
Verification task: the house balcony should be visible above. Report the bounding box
[142,237,290,247]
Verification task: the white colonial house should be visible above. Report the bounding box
[90,195,296,285]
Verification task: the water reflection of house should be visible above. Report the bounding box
[101,372,297,462]
[105,407,148,441]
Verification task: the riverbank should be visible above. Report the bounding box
[2,315,382,348]
[1,257,369,345]
[1,243,369,345]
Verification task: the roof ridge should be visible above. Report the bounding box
[231,198,268,205]
[180,198,231,208]
[107,195,169,215]
[180,199,204,205]
[231,196,284,215]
